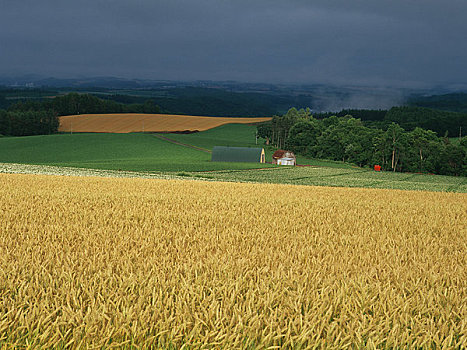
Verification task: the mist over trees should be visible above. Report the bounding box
[258,108,467,176]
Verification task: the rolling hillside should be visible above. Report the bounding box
[0,132,272,172]
[58,113,271,133]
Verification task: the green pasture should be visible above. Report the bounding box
[166,124,261,149]
[0,132,272,172]
[192,166,466,192]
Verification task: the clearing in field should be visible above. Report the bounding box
[58,113,272,133]
[1,173,466,348]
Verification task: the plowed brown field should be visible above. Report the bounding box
[58,113,271,133]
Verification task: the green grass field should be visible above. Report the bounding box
[166,124,264,150]
[0,132,272,172]
[190,166,467,192]
[0,124,465,192]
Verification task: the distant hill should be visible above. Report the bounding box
[2,76,467,116]
[97,87,311,117]
[1,86,312,117]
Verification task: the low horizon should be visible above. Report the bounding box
[2,73,467,92]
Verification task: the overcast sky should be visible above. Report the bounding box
[1,0,466,87]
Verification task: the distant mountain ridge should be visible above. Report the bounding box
[1,75,467,113]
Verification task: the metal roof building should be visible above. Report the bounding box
[211,146,266,163]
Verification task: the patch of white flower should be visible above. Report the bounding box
[0,162,190,180]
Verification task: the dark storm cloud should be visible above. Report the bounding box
[1,0,466,86]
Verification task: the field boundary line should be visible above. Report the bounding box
[153,134,212,153]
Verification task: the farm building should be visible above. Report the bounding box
[272,150,296,166]
[211,146,265,163]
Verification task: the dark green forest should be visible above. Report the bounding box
[258,108,466,176]
[0,110,58,137]
[95,87,312,117]
[408,92,467,113]
[0,87,311,116]
[315,107,466,137]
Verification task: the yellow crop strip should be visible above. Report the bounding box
[58,113,272,133]
[0,173,466,348]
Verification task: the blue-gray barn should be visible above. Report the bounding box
[211,146,266,163]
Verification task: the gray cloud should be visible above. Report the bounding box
[1,0,466,86]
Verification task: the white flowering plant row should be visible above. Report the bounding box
[0,162,186,180]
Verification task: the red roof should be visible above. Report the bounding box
[272,150,296,159]
[272,150,286,159]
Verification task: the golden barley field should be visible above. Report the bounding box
[0,173,466,349]
[58,113,271,133]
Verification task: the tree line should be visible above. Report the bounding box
[258,108,466,176]
[0,110,58,137]
[408,92,467,113]
[314,107,466,137]
[8,92,161,116]
[0,93,161,136]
